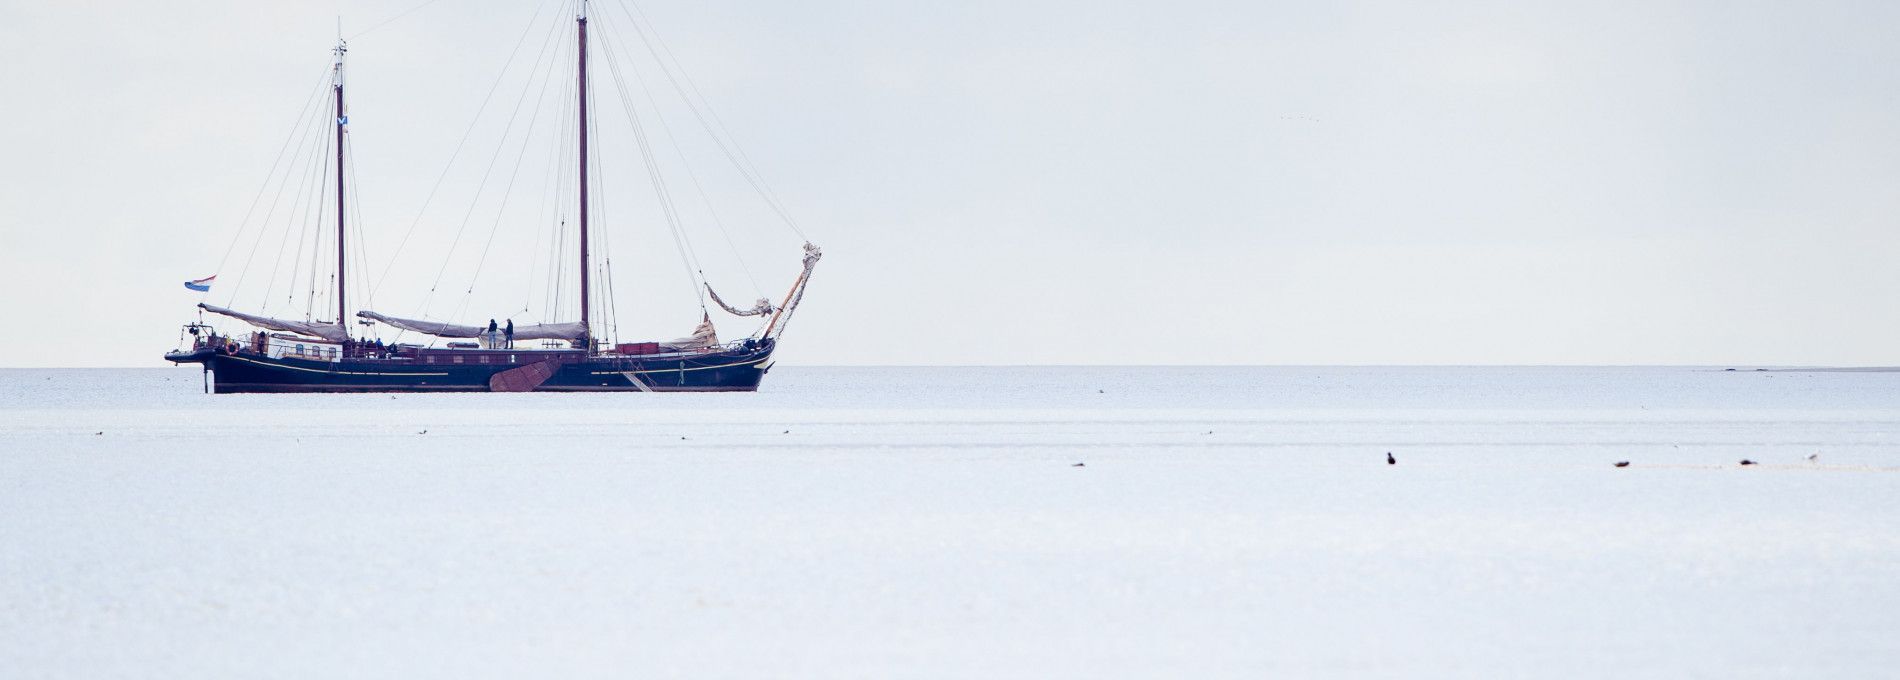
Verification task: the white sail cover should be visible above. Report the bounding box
[706,285,775,317]
[356,311,586,341]
[660,316,720,351]
[199,303,349,343]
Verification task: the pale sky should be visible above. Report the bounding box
[2,0,1898,367]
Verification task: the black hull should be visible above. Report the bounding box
[169,342,776,394]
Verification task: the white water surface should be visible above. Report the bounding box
[2,366,1898,678]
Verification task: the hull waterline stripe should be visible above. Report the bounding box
[589,356,770,376]
[225,355,451,377]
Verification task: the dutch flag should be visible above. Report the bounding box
[184,275,215,292]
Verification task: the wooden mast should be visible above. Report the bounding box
[576,2,592,352]
[333,39,349,345]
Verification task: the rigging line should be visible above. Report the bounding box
[619,0,784,203]
[598,9,764,297]
[283,110,333,312]
[346,0,449,40]
[320,274,334,324]
[261,113,331,313]
[616,19,802,246]
[311,128,335,321]
[211,64,334,279]
[303,201,320,318]
[259,112,321,311]
[294,112,339,312]
[346,133,376,316]
[545,12,578,325]
[542,79,572,324]
[584,47,626,343]
[304,125,332,321]
[591,168,608,340]
[550,218,568,322]
[223,79,327,309]
[307,147,331,322]
[520,184,549,318]
[523,64,573,318]
[625,24,805,246]
[538,129,573,322]
[550,136,571,322]
[444,289,474,335]
[308,114,339,315]
[546,60,578,322]
[587,93,624,344]
[595,25,707,311]
[601,254,620,344]
[616,0,808,242]
[226,88,333,308]
[588,90,613,341]
[414,11,569,318]
[420,4,575,339]
[604,255,620,342]
[581,84,600,331]
[599,163,620,343]
[371,0,560,300]
[461,27,568,300]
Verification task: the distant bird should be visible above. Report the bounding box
[783,430,790,434]
[1097,389,1104,394]
[1807,453,1819,461]
[1386,452,1396,465]
[1072,462,1085,467]
[1203,430,1214,435]
[93,431,103,436]
[1615,461,1630,468]
[1739,459,1757,466]
[417,429,428,435]
[680,436,689,440]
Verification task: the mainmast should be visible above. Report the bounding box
[576,1,592,352]
[332,39,350,343]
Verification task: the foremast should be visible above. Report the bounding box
[576,1,593,353]
[332,38,350,347]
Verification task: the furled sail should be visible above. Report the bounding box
[660,315,720,351]
[762,242,823,339]
[199,303,349,343]
[356,311,586,341]
[706,285,775,317]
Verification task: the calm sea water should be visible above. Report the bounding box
[2,366,1897,677]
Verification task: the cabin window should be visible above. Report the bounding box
[295,344,304,356]
[510,354,517,363]
[453,356,464,364]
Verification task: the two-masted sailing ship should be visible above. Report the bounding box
[166,2,820,393]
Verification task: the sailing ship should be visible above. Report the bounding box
[166,2,820,393]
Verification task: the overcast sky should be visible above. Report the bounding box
[3,0,1898,367]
